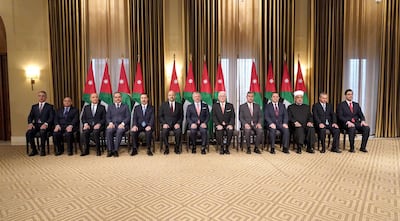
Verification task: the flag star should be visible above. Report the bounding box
[299,79,303,83]
[188,79,193,83]
[203,79,208,84]
[284,79,289,83]
[103,79,108,84]
[88,80,93,85]
[269,79,274,83]
[119,79,124,84]
[252,79,257,84]
[174,79,178,84]
[137,80,142,84]
[218,79,222,84]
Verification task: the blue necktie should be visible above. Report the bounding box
[142,106,146,127]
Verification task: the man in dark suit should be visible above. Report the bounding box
[212,91,235,155]
[312,92,340,153]
[81,93,106,156]
[337,89,370,153]
[186,92,210,155]
[26,90,54,156]
[106,92,131,157]
[239,91,263,154]
[288,90,316,154]
[53,97,79,156]
[159,90,183,155]
[264,92,290,154]
[131,93,154,156]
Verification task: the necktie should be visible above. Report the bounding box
[91,105,95,116]
[322,104,326,112]
[170,102,173,112]
[39,103,43,113]
[196,103,201,115]
[274,104,279,118]
[143,106,146,115]
[249,103,253,116]
[349,102,353,113]
[221,103,225,114]
[63,107,68,117]
[117,104,120,109]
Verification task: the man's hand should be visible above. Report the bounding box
[294,122,302,127]
[131,126,138,132]
[54,125,61,132]
[163,124,170,129]
[83,123,90,130]
[191,123,198,129]
[346,121,355,128]
[269,123,276,129]
[107,122,115,129]
[227,125,233,130]
[145,126,152,131]
[361,121,368,127]
[216,125,223,130]
[244,123,251,129]
[283,123,289,129]
[174,124,180,129]
[66,125,73,132]
[319,123,325,129]
[332,123,339,128]
[27,123,34,130]
[93,123,101,130]
[256,123,262,129]
[307,122,313,127]
[200,123,207,128]
[40,124,48,130]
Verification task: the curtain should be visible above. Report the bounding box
[48,0,86,109]
[342,0,381,135]
[184,0,219,89]
[311,0,344,109]
[376,0,400,137]
[0,54,10,140]
[129,0,164,137]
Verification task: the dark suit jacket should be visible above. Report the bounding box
[337,101,366,127]
[186,102,210,126]
[212,102,235,126]
[264,102,288,126]
[132,104,155,128]
[239,102,263,128]
[27,103,54,126]
[106,103,130,127]
[54,106,79,129]
[81,103,106,127]
[287,104,313,126]
[159,101,183,127]
[312,102,337,126]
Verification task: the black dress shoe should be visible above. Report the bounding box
[80,152,88,156]
[306,147,315,154]
[360,148,368,153]
[147,150,153,156]
[28,151,38,157]
[246,148,251,154]
[270,148,276,154]
[40,151,46,156]
[96,151,101,156]
[349,148,355,153]
[55,152,63,156]
[68,152,73,156]
[106,151,113,157]
[113,151,119,157]
[201,148,206,155]
[164,149,169,155]
[220,146,224,155]
[192,147,196,154]
[331,148,341,153]
[254,148,261,154]
[130,148,138,156]
[224,148,230,155]
[282,148,289,154]
[296,148,302,154]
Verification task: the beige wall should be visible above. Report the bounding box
[0,0,52,144]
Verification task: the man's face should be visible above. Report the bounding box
[271,93,279,103]
[295,95,303,105]
[63,97,72,107]
[345,91,353,101]
[38,92,47,103]
[192,93,201,103]
[140,94,148,105]
[246,93,254,103]
[168,91,176,102]
[218,92,227,103]
[90,93,99,104]
[114,93,122,103]
[319,94,328,104]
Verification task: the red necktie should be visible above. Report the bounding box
[196,103,201,115]
[274,104,279,118]
[170,103,173,112]
[349,102,355,122]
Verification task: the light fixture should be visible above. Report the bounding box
[25,66,40,91]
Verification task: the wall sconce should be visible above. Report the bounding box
[25,66,40,91]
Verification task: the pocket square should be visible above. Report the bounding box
[226,109,232,112]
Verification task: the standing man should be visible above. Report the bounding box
[53,97,79,156]
[287,90,316,154]
[264,92,290,154]
[105,92,131,157]
[337,89,370,153]
[26,90,54,156]
[239,91,263,154]
[81,93,106,156]
[212,91,235,155]
[159,90,183,155]
[131,93,154,156]
[186,92,210,155]
[312,92,341,153]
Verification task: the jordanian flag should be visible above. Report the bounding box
[214,62,226,99]
[182,60,196,132]
[118,59,132,111]
[132,61,145,105]
[280,60,294,108]
[264,61,277,103]
[200,60,213,137]
[295,60,309,105]
[250,61,263,109]
[99,61,113,108]
[169,60,182,103]
[82,60,96,104]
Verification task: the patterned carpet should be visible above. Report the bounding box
[1,139,400,221]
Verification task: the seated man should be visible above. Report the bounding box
[81,93,106,156]
[312,92,340,153]
[287,90,316,154]
[186,92,210,155]
[212,91,235,155]
[264,92,290,154]
[159,90,183,155]
[337,89,370,153]
[131,93,154,156]
[105,92,131,157]
[26,90,54,156]
[239,91,263,154]
[53,97,79,156]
